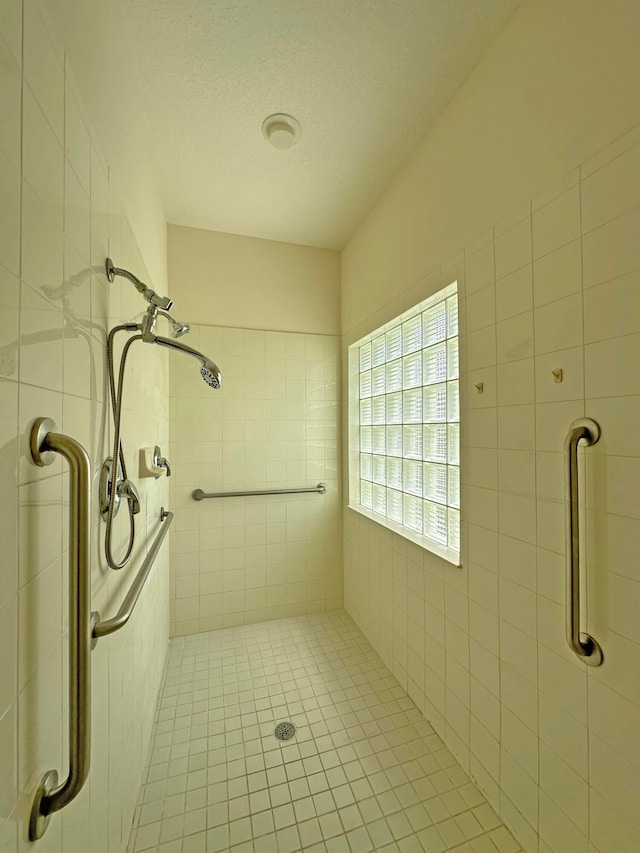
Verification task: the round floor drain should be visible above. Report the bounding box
[274,721,296,742]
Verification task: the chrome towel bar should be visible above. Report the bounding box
[192,482,327,500]
[92,508,173,641]
[564,418,603,666]
[29,418,92,840]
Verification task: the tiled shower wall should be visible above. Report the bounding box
[0,2,170,850]
[344,126,640,852]
[169,324,342,637]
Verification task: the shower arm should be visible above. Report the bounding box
[105,258,173,311]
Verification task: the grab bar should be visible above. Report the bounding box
[192,482,327,500]
[28,418,92,840]
[564,418,603,666]
[92,508,173,641]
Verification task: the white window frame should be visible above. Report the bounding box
[348,282,460,566]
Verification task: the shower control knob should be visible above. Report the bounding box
[117,479,141,515]
[139,446,171,478]
[153,446,171,477]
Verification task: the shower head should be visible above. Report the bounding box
[157,309,190,338]
[200,361,221,389]
[152,335,221,389]
[172,321,190,338]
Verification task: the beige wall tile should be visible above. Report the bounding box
[589,679,640,769]
[589,789,640,853]
[533,185,581,259]
[499,578,536,639]
[586,510,640,585]
[500,749,538,830]
[539,645,586,723]
[501,664,538,733]
[581,141,640,233]
[502,707,538,782]
[21,181,63,295]
[539,789,588,853]
[495,220,532,280]
[585,332,640,398]
[496,311,534,364]
[533,239,582,308]
[584,271,640,344]
[496,264,533,321]
[589,735,640,832]
[170,324,342,634]
[22,86,63,220]
[582,206,640,289]
[539,692,588,778]
[0,40,21,169]
[497,358,534,406]
[23,0,63,143]
[466,283,496,333]
[0,152,21,276]
[0,0,22,64]
[498,534,536,592]
[19,282,63,391]
[497,404,534,451]
[466,326,497,369]
[465,242,495,295]
[534,293,583,355]
[498,449,535,496]
[64,79,90,195]
[0,598,17,719]
[500,622,537,687]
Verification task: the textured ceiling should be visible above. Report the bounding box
[125,0,520,250]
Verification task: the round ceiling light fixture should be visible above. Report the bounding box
[262,113,301,150]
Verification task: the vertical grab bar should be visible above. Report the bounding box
[564,418,603,667]
[28,418,92,840]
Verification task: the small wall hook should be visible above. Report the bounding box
[552,368,563,384]
[475,382,484,394]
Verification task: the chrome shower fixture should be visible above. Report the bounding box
[106,257,174,310]
[136,303,221,387]
[201,363,221,388]
[152,335,222,389]
[101,258,222,570]
[157,309,190,338]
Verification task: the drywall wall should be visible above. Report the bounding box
[168,224,341,335]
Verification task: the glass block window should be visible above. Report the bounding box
[348,282,460,565]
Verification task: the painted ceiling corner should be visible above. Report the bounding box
[126,0,521,250]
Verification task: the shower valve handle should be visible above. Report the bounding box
[152,446,171,477]
[117,478,141,514]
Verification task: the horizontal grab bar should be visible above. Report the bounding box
[92,509,173,641]
[192,483,327,500]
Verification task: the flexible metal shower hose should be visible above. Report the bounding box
[104,326,141,569]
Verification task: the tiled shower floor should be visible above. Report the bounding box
[127,611,522,853]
